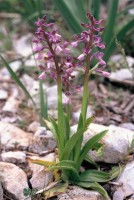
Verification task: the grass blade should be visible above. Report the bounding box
[75,0,88,22]
[78,130,107,167]
[104,18,134,62]
[60,128,87,160]
[92,0,101,20]
[79,169,110,183]
[50,160,80,182]
[0,55,35,106]
[103,0,119,44]
[39,80,48,126]
[53,0,83,33]
[75,181,109,199]
[49,116,61,151]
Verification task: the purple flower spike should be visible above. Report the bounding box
[33,12,109,96]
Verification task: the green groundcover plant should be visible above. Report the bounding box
[29,12,120,199]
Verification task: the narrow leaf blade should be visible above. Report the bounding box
[0,55,35,106]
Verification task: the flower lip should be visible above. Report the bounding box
[39,71,46,79]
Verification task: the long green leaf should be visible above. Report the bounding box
[85,155,98,168]
[73,113,83,161]
[85,116,95,128]
[74,115,94,162]
[92,0,101,20]
[79,170,110,183]
[49,116,60,150]
[0,55,35,106]
[39,80,48,126]
[78,130,107,167]
[75,181,109,199]
[44,119,57,139]
[60,127,87,160]
[75,0,88,22]
[64,113,70,142]
[53,0,83,34]
[104,18,134,61]
[50,160,80,182]
[57,76,66,154]
[102,0,119,44]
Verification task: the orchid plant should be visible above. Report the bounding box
[30,12,119,199]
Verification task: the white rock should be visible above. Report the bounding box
[21,74,36,89]
[0,121,33,150]
[21,74,46,107]
[25,59,36,67]
[11,87,19,98]
[46,85,67,108]
[1,151,26,163]
[1,116,19,123]
[0,183,3,200]
[109,69,133,81]
[0,162,30,200]
[13,34,33,57]
[126,56,134,68]
[71,123,134,163]
[113,161,134,200]
[120,123,134,131]
[29,153,55,189]
[2,96,20,113]
[73,106,95,122]
[110,54,122,62]
[58,186,105,200]
[0,89,8,100]
[27,121,40,132]
[128,8,134,15]
[29,127,56,153]
[0,68,10,81]
[10,60,21,72]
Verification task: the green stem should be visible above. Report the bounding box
[81,50,91,126]
[57,74,65,158]
[81,72,89,126]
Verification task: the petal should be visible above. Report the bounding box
[64,96,71,104]
[77,53,85,61]
[101,71,110,77]
[71,41,78,47]
[99,59,106,66]
[39,72,46,79]
[36,53,43,60]
[55,45,63,54]
[66,67,73,74]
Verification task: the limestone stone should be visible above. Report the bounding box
[0,162,30,200]
[1,151,26,163]
[71,123,134,163]
[58,186,106,200]
[29,153,55,189]
[29,127,56,153]
[113,161,134,200]
[0,121,33,150]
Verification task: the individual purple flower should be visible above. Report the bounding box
[36,53,43,60]
[39,71,46,79]
[77,53,86,61]
[55,45,63,54]
[71,41,78,47]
